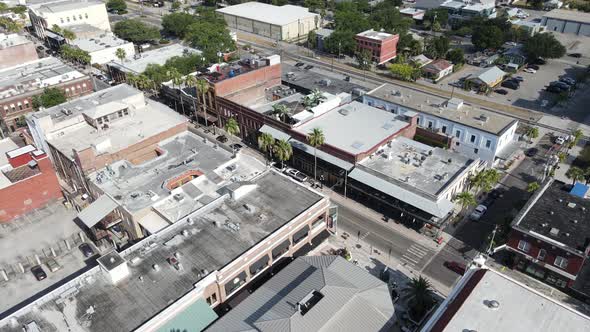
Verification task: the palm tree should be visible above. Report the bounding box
[184,75,198,119]
[308,127,325,182]
[167,69,184,115]
[309,88,326,107]
[566,166,585,185]
[126,73,138,88]
[274,139,293,169]
[271,103,290,122]
[257,132,275,164]
[196,79,210,127]
[469,169,500,193]
[62,29,76,43]
[526,181,540,193]
[115,48,127,63]
[51,24,62,34]
[225,117,240,156]
[405,276,434,320]
[454,191,476,215]
[525,126,539,146]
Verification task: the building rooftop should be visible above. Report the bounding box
[356,29,395,41]
[108,44,200,74]
[366,83,516,135]
[423,59,453,73]
[543,9,590,24]
[0,171,323,332]
[206,256,395,332]
[0,33,31,49]
[512,180,590,254]
[472,66,506,86]
[292,101,409,156]
[90,131,265,215]
[0,57,85,99]
[71,33,131,53]
[33,0,104,14]
[31,84,187,159]
[422,268,590,332]
[282,63,369,96]
[216,2,318,26]
[0,138,45,189]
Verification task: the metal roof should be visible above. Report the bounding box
[543,9,590,24]
[206,256,394,332]
[474,66,506,86]
[137,211,170,235]
[216,2,318,27]
[259,124,292,142]
[570,182,589,198]
[348,166,454,218]
[76,195,118,228]
[156,299,218,332]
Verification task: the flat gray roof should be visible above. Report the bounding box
[356,29,394,41]
[216,2,318,26]
[71,33,132,53]
[293,101,409,156]
[366,83,517,135]
[107,44,200,74]
[424,268,590,332]
[0,57,85,99]
[34,0,104,14]
[0,171,323,332]
[207,256,394,332]
[282,63,369,96]
[33,84,187,159]
[0,33,32,49]
[543,9,590,24]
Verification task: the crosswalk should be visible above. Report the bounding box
[401,243,432,268]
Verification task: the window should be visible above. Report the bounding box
[79,14,82,20]
[10,104,15,112]
[17,103,22,110]
[485,139,492,148]
[441,125,447,134]
[428,121,433,129]
[118,111,123,117]
[60,18,64,24]
[517,240,530,253]
[24,100,29,108]
[73,15,76,21]
[554,256,568,269]
[67,17,70,22]
[470,134,476,143]
[3,106,7,111]
[537,249,546,261]
[474,148,479,154]
[456,142,460,146]
[85,13,88,19]
[455,130,461,138]
[416,117,420,125]
[123,109,129,115]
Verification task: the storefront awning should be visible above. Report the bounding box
[138,211,171,235]
[249,254,270,275]
[77,195,118,228]
[290,139,354,171]
[272,239,291,258]
[259,124,291,142]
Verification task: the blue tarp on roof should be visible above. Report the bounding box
[570,182,589,198]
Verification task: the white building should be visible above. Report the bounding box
[28,0,110,38]
[363,83,519,165]
[216,2,319,42]
[441,0,497,22]
[541,9,590,36]
[71,33,135,65]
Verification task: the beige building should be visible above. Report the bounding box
[28,0,111,38]
[0,33,38,70]
[216,2,319,42]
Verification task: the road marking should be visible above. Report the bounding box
[402,254,419,264]
[407,246,428,256]
[359,231,370,241]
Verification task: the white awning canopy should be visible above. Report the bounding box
[138,211,170,235]
[259,124,291,142]
[77,195,118,228]
[290,139,354,171]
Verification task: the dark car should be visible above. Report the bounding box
[549,81,570,91]
[525,147,539,157]
[546,85,565,93]
[295,62,305,67]
[444,261,466,275]
[568,53,582,58]
[216,135,228,143]
[229,143,243,151]
[495,89,508,95]
[501,80,519,90]
[31,265,47,281]
[488,188,502,200]
[527,64,540,70]
[304,65,314,70]
[532,58,546,65]
[79,243,95,258]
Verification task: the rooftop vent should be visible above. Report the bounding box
[567,202,577,208]
[297,290,324,316]
[484,300,500,310]
[173,193,184,202]
[339,108,350,116]
[549,228,560,236]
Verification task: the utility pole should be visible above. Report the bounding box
[486,225,498,256]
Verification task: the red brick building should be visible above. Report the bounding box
[355,29,399,64]
[0,138,62,222]
[505,180,590,292]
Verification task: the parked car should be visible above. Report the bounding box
[526,64,539,70]
[444,261,467,275]
[568,53,582,58]
[286,168,298,177]
[555,136,566,145]
[546,85,565,93]
[525,147,539,157]
[216,135,228,143]
[532,58,546,65]
[293,172,308,182]
[295,62,305,67]
[495,89,508,95]
[549,81,570,91]
[31,265,47,281]
[79,243,95,258]
[501,80,519,90]
[304,65,314,70]
[523,67,536,74]
[46,258,62,273]
[559,77,576,86]
[470,204,488,221]
[229,143,243,151]
[513,76,525,82]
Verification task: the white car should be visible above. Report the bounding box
[555,136,566,145]
[523,68,536,74]
[470,205,488,221]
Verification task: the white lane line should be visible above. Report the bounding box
[407,247,428,257]
[409,244,430,254]
[402,254,419,264]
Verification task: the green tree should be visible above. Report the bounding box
[472,25,503,50]
[446,48,464,64]
[258,132,275,163]
[274,139,293,169]
[526,181,540,193]
[356,49,372,70]
[272,0,288,5]
[571,129,583,147]
[406,276,434,321]
[566,166,585,185]
[525,126,539,141]
[171,1,182,11]
[62,29,76,42]
[307,30,317,49]
[388,63,420,82]
[106,0,127,12]
[454,191,476,215]
[308,127,325,182]
[272,103,290,122]
[51,24,62,34]
[60,45,90,64]
[523,33,566,60]
[370,3,413,35]
[184,21,236,62]
[304,0,324,12]
[162,12,196,38]
[164,53,206,75]
[425,35,450,59]
[225,117,240,137]
[424,8,448,27]
[470,169,501,193]
[324,30,356,55]
[114,19,160,43]
[115,48,127,63]
[32,88,67,110]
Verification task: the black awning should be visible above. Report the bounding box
[224,270,248,295]
[272,239,291,258]
[293,225,310,244]
[249,254,270,275]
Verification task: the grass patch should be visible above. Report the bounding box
[572,142,590,169]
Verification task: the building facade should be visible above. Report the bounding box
[28,0,111,38]
[355,29,399,64]
[0,33,38,70]
[541,9,590,36]
[71,33,136,65]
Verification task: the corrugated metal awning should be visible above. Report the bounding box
[77,195,118,228]
[272,239,291,258]
[138,211,170,235]
[259,124,291,141]
[249,255,270,275]
[348,168,453,219]
[289,139,354,171]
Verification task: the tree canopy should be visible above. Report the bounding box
[32,88,67,110]
[472,25,504,50]
[388,63,420,82]
[523,33,566,60]
[425,36,449,59]
[162,12,197,38]
[114,19,160,43]
[106,0,127,12]
[446,48,464,64]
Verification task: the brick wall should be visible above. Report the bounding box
[214,64,281,98]
[0,156,63,222]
